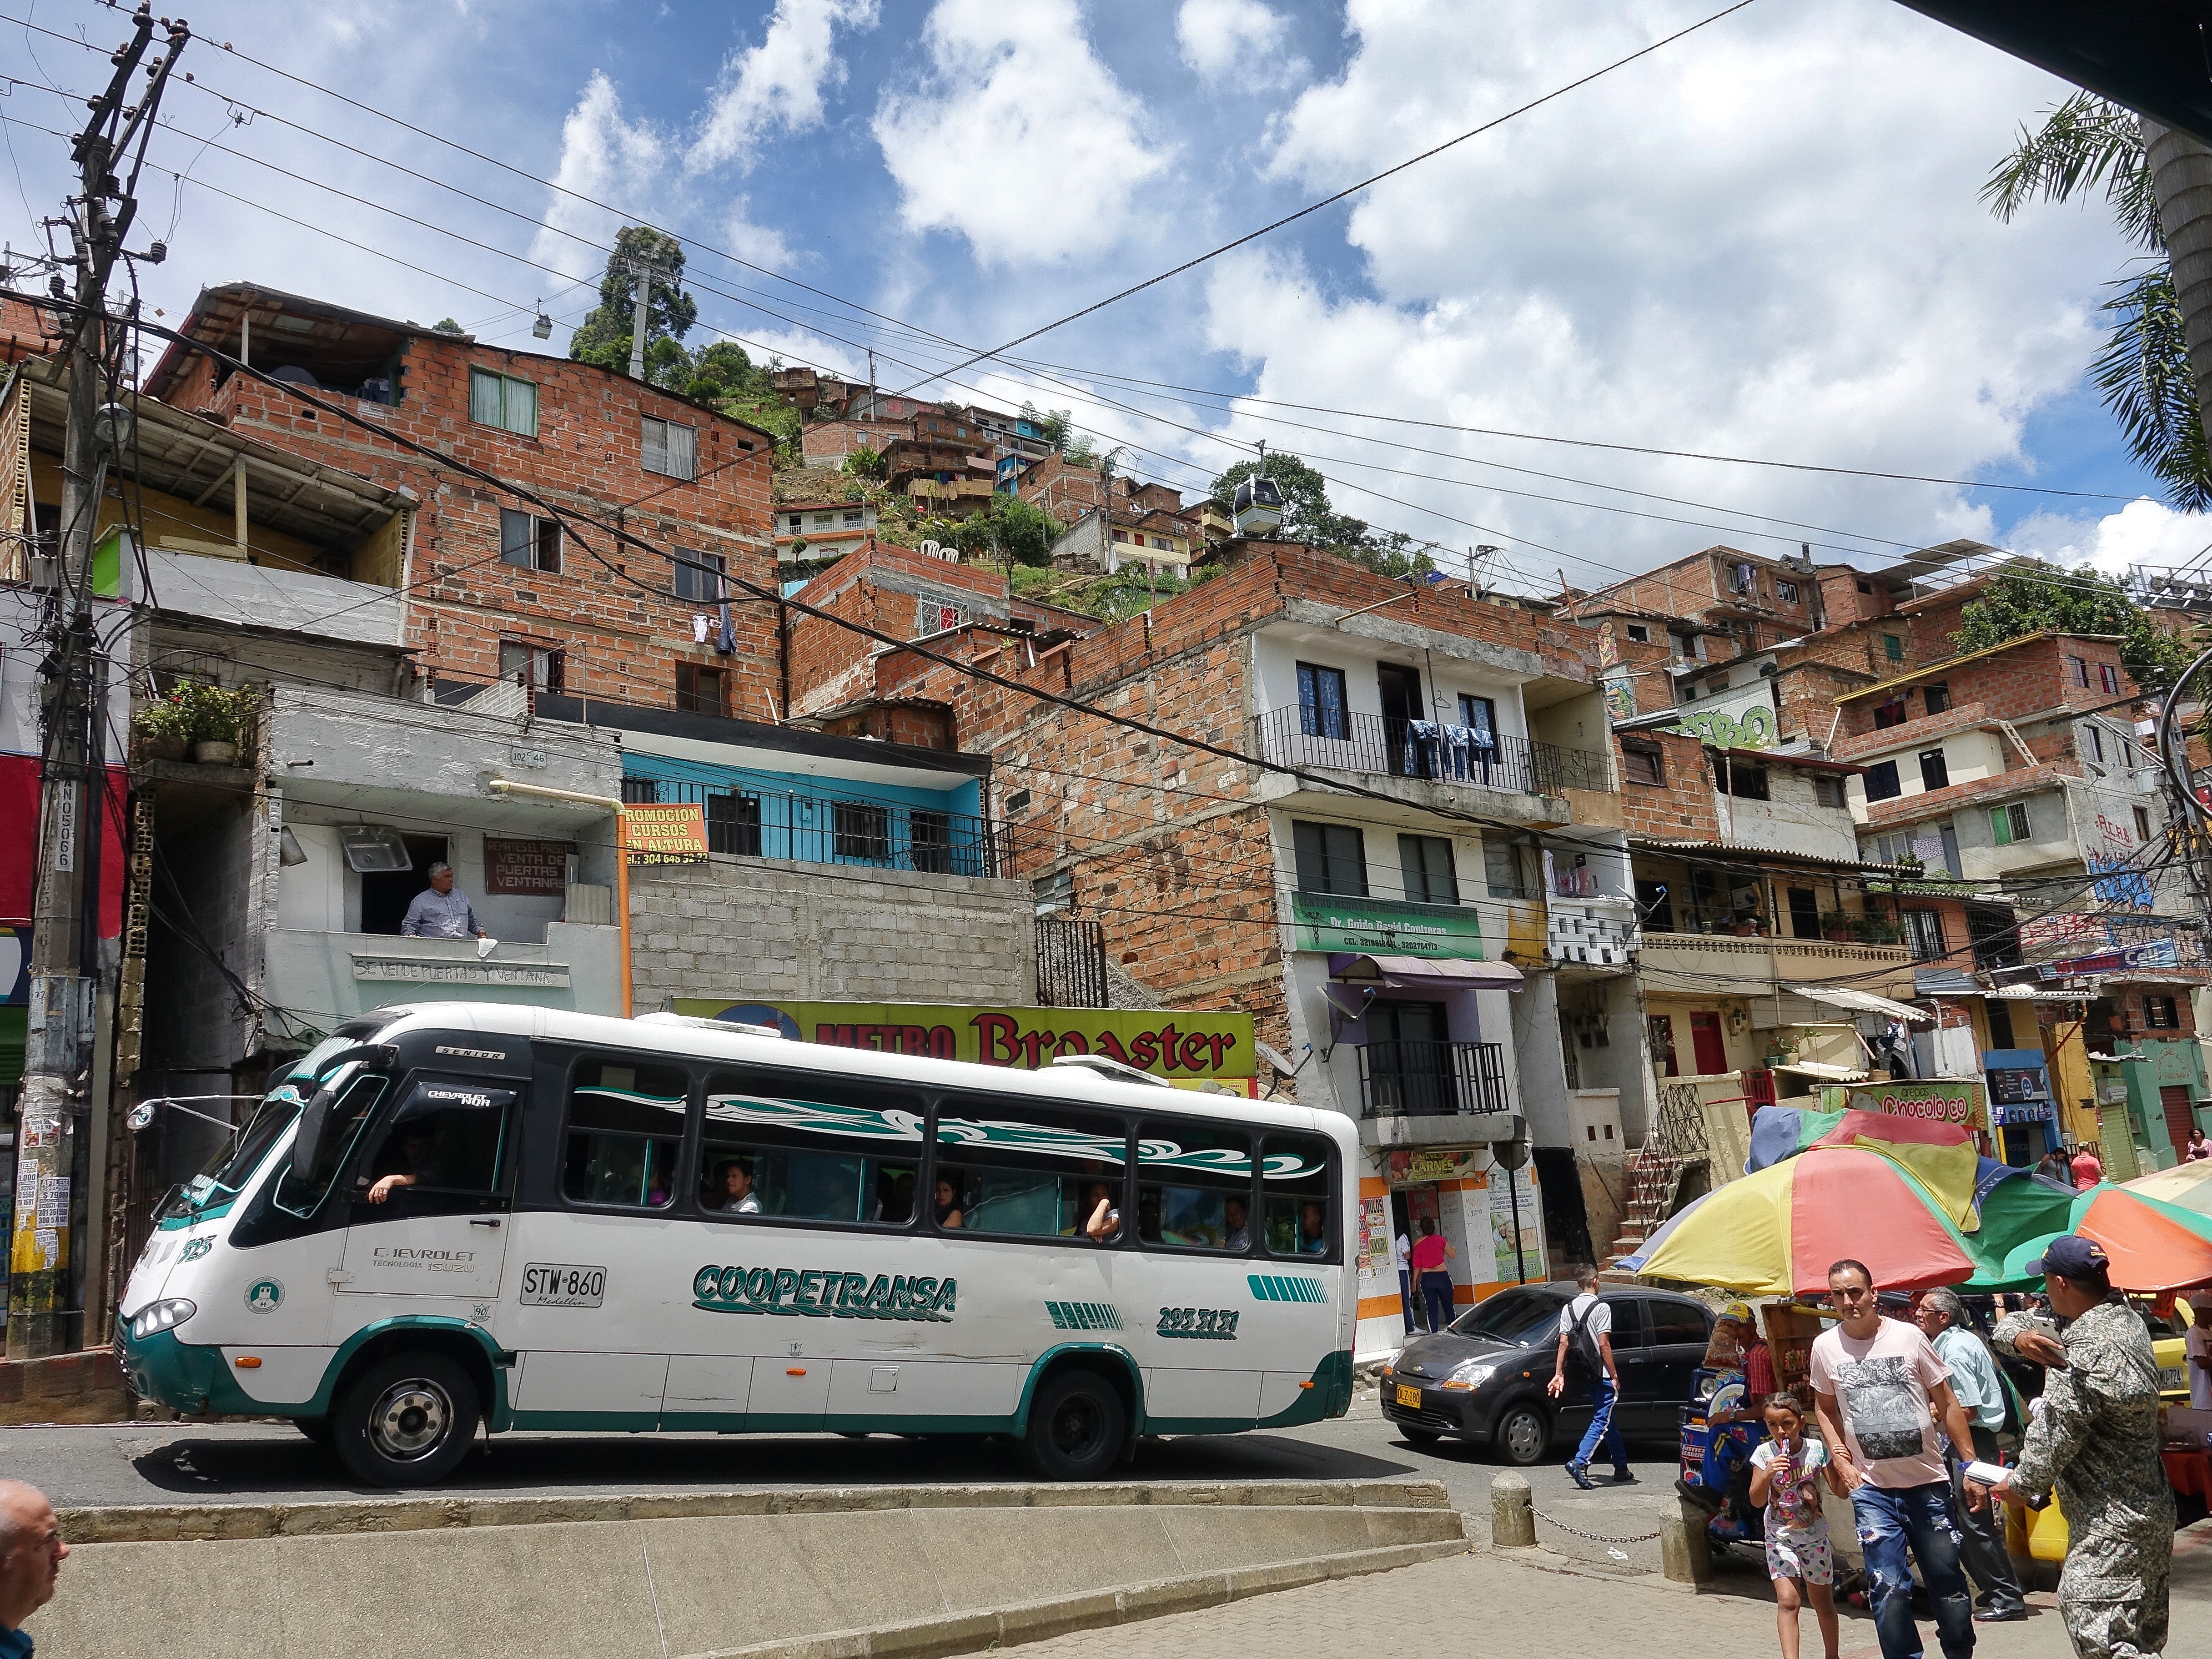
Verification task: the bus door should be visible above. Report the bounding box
[335,1078,517,1301]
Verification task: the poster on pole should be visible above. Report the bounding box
[1356,1196,1392,1294]
[1487,1165,1544,1285]
[624,803,709,863]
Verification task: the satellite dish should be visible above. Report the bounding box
[1253,1040,1299,1076]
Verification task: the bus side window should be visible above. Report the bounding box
[562,1057,689,1210]
[357,1082,513,1206]
[1261,1132,1336,1261]
[274,1074,387,1217]
[934,1100,1129,1242]
[1135,1118,1255,1253]
[699,1071,925,1226]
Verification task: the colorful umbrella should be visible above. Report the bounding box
[1998,1183,2212,1292]
[2122,1158,2212,1214]
[1628,1146,1988,1297]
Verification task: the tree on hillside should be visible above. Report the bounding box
[1986,94,2212,510]
[949,493,1056,567]
[1951,559,2194,690]
[568,226,698,388]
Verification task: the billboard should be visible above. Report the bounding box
[672,998,1256,1089]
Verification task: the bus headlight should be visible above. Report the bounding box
[129,1298,196,1340]
[1440,1361,1496,1391]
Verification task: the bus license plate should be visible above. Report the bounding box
[521,1264,607,1307]
[1394,1383,1422,1409]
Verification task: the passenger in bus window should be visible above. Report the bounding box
[705,1158,759,1213]
[880,1169,916,1224]
[1225,1196,1251,1252]
[935,1176,964,1229]
[1299,1201,1329,1255]
[366,1124,441,1204]
[1137,1189,1164,1244]
[1083,1181,1121,1243]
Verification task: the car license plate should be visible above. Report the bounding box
[1395,1383,1423,1409]
[2160,1365,2187,1394]
[520,1263,606,1307]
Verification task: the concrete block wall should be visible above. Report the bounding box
[625,855,1036,1007]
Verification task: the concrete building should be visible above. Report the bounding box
[772,499,877,566]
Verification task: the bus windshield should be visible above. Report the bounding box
[159,1031,387,1221]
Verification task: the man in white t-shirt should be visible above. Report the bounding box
[1810,1260,1981,1659]
[1394,1230,1414,1335]
[2189,1292,2212,1413]
[1547,1263,1631,1488]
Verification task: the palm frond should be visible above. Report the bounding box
[1983,90,2161,249]
[2091,264,2212,511]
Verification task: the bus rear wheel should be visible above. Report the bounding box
[333,1352,481,1487]
[1024,1370,1125,1481]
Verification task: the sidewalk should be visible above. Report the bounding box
[1004,1524,2212,1659]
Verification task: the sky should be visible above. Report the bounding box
[2,0,2204,598]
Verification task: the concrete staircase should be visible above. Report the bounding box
[1603,1144,1689,1274]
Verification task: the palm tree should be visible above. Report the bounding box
[1987,91,2212,510]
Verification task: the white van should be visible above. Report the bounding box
[116,1002,1358,1484]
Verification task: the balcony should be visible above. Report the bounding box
[1637,931,1914,998]
[263,925,625,1025]
[1547,893,1641,968]
[627,775,1005,878]
[1253,707,1609,796]
[1356,1040,1510,1119]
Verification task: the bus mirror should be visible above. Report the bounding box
[291,1044,394,1174]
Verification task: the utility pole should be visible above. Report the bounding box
[11,5,186,1357]
[628,260,652,381]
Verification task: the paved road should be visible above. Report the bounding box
[1,1390,1676,1569]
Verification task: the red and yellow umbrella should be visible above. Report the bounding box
[2000,1185,2212,1292]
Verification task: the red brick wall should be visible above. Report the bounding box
[799,418,912,464]
[162,332,779,716]
[2109,985,2199,1041]
[1831,635,2134,748]
[0,292,61,365]
[1815,564,1891,626]
[1617,731,1720,840]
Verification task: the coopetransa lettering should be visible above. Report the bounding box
[692,1263,958,1322]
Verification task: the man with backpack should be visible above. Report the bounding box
[1548,1262,1633,1488]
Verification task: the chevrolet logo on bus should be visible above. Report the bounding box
[693,1265,957,1322]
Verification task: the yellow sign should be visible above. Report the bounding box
[624,802,709,863]
[671,998,1254,1085]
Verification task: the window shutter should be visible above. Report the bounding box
[641,417,667,475]
[1991,807,2011,846]
[505,377,536,437]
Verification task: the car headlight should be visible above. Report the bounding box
[128,1298,196,1340]
[1441,1360,1497,1391]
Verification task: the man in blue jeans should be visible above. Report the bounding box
[1811,1260,1981,1659]
[1547,1263,1633,1488]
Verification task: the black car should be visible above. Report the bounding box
[1379,1281,1714,1464]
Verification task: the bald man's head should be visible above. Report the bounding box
[0,1480,65,1628]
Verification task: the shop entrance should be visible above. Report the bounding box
[1688,1011,1726,1076]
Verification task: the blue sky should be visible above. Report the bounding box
[3,0,2197,593]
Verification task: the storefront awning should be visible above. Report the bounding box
[1773,1059,1870,1082]
[1329,953,1525,990]
[1784,985,1933,1025]
[1913,968,1982,998]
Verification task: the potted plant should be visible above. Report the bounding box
[131,694,193,763]
[1820,910,1855,942]
[166,680,258,765]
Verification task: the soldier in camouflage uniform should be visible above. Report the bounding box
[1976,1237,2172,1659]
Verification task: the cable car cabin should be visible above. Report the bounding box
[1232,475,1285,537]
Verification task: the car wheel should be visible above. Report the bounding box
[293,1416,335,1447]
[1493,1400,1550,1466]
[1023,1369,1126,1480]
[332,1351,480,1487]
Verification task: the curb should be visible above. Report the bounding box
[58,1477,1453,1545]
[689,1538,1472,1659]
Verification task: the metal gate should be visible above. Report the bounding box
[1036,915,1107,1008]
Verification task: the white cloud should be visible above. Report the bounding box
[873,0,1174,265]
[1168,0,2155,588]
[719,196,799,274]
[528,72,670,279]
[1176,0,1290,83]
[2010,498,2212,579]
[690,0,881,173]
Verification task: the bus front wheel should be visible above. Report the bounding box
[1024,1370,1126,1481]
[333,1352,482,1487]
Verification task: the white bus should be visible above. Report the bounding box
[116,1002,1357,1485]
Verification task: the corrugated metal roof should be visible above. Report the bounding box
[145,549,403,648]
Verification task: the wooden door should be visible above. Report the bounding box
[2163,1085,2198,1157]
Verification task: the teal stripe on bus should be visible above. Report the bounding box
[1045,1300,1124,1331]
[1247,1274,1326,1303]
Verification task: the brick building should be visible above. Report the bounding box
[140,283,784,719]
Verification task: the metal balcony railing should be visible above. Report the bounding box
[622,775,1003,878]
[1355,1040,1510,1119]
[1252,707,1609,794]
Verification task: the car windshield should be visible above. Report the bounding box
[1447,1286,1570,1346]
[158,1031,384,1221]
